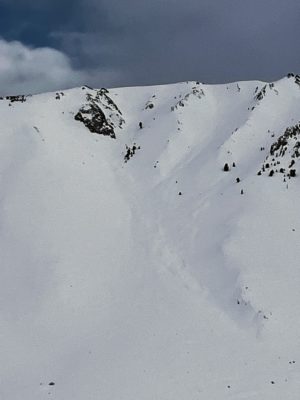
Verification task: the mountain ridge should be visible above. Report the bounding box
[1,74,300,399]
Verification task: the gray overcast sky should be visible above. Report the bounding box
[0,0,299,94]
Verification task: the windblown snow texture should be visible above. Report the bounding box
[1,75,300,399]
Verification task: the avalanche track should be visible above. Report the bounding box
[1,75,300,399]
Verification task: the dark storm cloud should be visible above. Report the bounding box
[0,0,81,46]
[0,0,300,91]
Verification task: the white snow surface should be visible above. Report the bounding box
[1,77,300,399]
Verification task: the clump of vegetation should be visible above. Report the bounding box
[223,163,230,172]
[124,143,141,163]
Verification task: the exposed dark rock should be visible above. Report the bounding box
[172,87,205,110]
[74,88,124,139]
[55,93,61,100]
[82,85,94,90]
[253,83,278,108]
[100,87,109,94]
[255,85,267,101]
[287,73,300,86]
[75,103,115,138]
[5,95,27,103]
[258,122,300,178]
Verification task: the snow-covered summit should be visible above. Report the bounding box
[1,75,300,399]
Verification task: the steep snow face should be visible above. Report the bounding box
[1,76,300,399]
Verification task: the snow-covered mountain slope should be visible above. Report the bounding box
[1,74,300,399]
